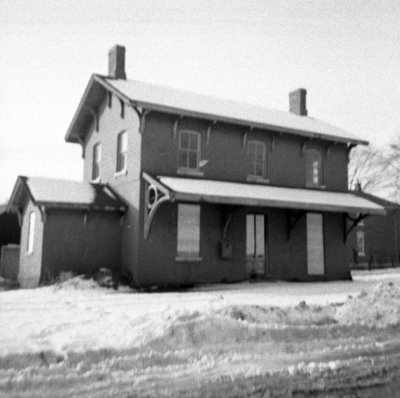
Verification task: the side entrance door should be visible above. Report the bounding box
[246,214,267,278]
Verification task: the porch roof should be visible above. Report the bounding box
[155,175,386,215]
[7,176,127,213]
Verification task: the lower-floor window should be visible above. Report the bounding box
[177,204,200,258]
[307,213,324,275]
[357,230,365,256]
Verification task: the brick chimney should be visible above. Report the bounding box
[289,88,307,116]
[108,45,126,79]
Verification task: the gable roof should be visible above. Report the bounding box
[65,74,368,146]
[7,176,127,213]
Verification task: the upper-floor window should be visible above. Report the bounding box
[305,149,322,187]
[357,230,365,256]
[92,143,101,181]
[120,99,125,119]
[116,131,128,173]
[248,140,266,179]
[178,130,201,172]
[27,211,35,254]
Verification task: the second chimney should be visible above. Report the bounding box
[108,45,126,80]
[289,88,307,116]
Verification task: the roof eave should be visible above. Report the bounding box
[83,75,367,146]
[171,191,384,215]
[129,99,367,145]
[65,74,101,143]
[36,201,127,212]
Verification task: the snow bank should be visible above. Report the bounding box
[336,282,400,327]
[53,276,102,291]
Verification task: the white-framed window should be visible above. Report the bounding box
[357,230,365,256]
[92,143,101,181]
[248,140,266,178]
[178,130,201,171]
[305,149,322,187]
[177,204,200,259]
[116,131,128,173]
[27,211,36,254]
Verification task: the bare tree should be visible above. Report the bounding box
[349,138,400,203]
[348,144,386,192]
[381,136,400,203]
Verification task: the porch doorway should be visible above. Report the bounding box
[246,214,267,278]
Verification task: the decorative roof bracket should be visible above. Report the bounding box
[85,106,99,132]
[133,106,149,134]
[206,121,217,145]
[172,115,184,139]
[326,142,336,159]
[39,206,47,223]
[242,127,253,148]
[302,138,312,155]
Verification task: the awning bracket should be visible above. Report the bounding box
[221,206,239,241]
[143,173,172,239]
[287,210,306,241]
[344,213,368,243]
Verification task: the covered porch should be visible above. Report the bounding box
[139,173,385,285]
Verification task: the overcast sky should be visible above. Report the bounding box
[1,0,399,201]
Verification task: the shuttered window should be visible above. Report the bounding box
[177,204,200,258]
[116,131,128,172]
[305,149,322,187]
[307,213,324,275]
[27,211,35,254]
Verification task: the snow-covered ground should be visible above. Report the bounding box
[1,269,400,397]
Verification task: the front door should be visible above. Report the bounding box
[246,214,267,278]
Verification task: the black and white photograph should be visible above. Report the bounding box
[1,1,400,396]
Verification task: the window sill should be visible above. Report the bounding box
[247,175,270,184]
[175,256,202,262]
[114,169,128,178]
[177,168,204,177]
[305,184,326,190]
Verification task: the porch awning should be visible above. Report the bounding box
[154,175,385,215]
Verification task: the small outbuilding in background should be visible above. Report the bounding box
[348,191,400,270]
[7,176,127,288]
[0,203,21,280]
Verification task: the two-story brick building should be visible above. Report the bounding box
[8,45,385,287]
